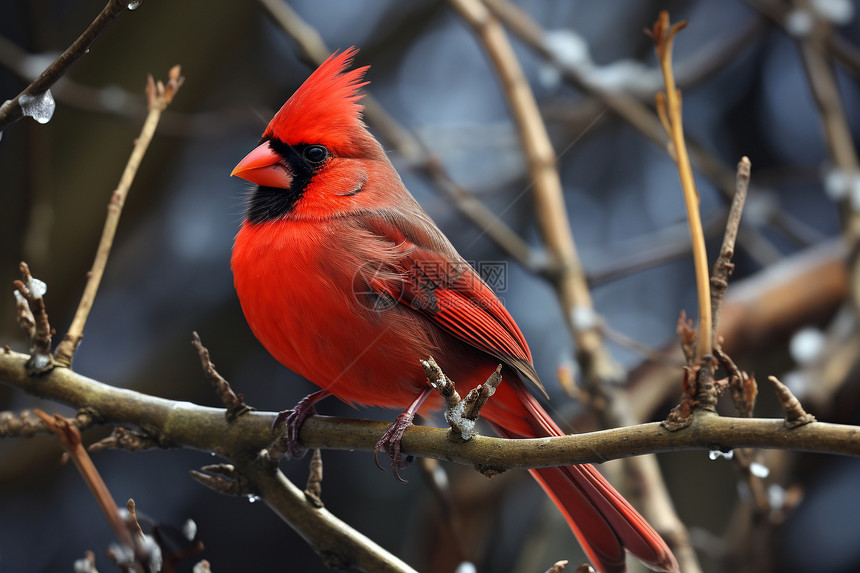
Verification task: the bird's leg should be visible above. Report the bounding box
[271,389,331,459]
[374,387,432,483]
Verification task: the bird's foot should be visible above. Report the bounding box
[271,389,330,460]
[374,409,416,483]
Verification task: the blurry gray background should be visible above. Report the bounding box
[1,1,858,571]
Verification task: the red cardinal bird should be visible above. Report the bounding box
[230,48,678,573]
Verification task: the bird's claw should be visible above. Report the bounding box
[374,410,415,483]
[272,394,320,460]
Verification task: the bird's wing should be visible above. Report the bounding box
[360,209,545,396]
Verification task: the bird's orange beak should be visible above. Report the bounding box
[231,142,293,189]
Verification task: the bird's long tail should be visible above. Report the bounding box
[487,383,679,573]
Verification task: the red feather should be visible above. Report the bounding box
[231,49,679,573]
[265,47,369,153]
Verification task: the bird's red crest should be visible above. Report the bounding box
[263,47,369,151]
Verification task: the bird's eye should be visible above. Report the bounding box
[302,145,329,165]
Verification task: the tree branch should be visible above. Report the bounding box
[2,349,857,471]
[0,0,127,132]
[53,66,184,367]
[237,459,418,573]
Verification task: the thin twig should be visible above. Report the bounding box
[461,364,503,420]
[53,66,184,367]
[714,344,758,418]
[648,12,712,362]
[711,158,751,343]
[190,331,251,419]
[0,0,127,132]
[422,356,461,411]
[33,410,136,553]
[14,281,35,339]
[12,261,54,372]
